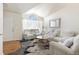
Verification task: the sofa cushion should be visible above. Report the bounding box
[61,31,78,37]
[63,37,74,48]
[60,37,71,43]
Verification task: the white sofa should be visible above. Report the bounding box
[27,35,79,55]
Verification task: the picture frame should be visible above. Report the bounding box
[49,18,61,28]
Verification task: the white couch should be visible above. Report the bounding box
[27,35,79,55]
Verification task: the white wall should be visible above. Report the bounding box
[45,4,79,35]
[4,10,22,41]
[0,4,3,34]
[0,3,3,55]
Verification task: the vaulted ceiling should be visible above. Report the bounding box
[3,3,67,17]
[3,3,39,13]
[25,3,66,17]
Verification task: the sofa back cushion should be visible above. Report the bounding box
[61,31,78,37]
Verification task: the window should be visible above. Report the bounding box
[22,14,43,34]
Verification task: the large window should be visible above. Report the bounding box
[22,14,43,34]
[23,19,42,29]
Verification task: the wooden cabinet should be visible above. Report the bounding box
[3,40,21,55]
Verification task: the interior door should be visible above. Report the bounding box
[4,11,14,41]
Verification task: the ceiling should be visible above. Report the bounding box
[25,3,67,17]
[4,3,67,17]
[3,3,40,13]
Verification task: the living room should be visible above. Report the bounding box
[3,3,79,55]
